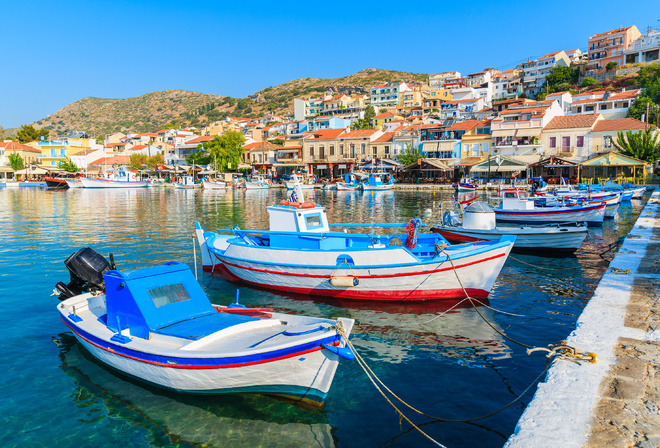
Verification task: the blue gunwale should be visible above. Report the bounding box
[61,314,341,368]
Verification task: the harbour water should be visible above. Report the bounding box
[0,187,649,447]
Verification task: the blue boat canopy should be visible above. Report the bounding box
[104,262,256,340]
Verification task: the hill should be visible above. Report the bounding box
[26,68,427,137]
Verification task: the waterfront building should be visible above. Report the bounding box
[491,100,563,157]
[37,136,100,166]
[589,117,655,155]
[335,129,383,164]
[546,91,573,114]
[169,136,213,165]
[369,131,395,160]
[301,128,347,177]
[0,141,41,168]
[587,26,641,73]
[420,119,481,162]
[541,114,603,160]
[392,125,421,160]
[460,119,492,162]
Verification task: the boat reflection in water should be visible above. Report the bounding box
[55,335,336,448]
[239,293,513,365]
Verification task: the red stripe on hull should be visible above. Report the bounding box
[232,280,490,301]
[432,229,487,243]
[220,252,506,280]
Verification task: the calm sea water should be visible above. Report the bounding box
[0,186,649,448]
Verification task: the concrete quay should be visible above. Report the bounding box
[506,189,660,448]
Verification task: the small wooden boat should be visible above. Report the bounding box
[432,202,588,254]
[284,174,315,190]
[453,177,477,192]
[244,175,270,190]
[195,184,515,301]
[202,179,230,190]
[174,175,198,189]
[495,189,606,226]
[45,176,70,190]
[65,178,84,188]
[80,168,151,189]
[55,248,354,404]
[361,173,394,191]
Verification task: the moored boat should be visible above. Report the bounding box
[284,174,315,190]
[361,173,394,191]
[202,179,230,190]
[55,248,354,404]
[432,202,588,254]
[195,185,515,301]
[65,178,84,188]
[244,175,270,190]
[495,188,606,226]
[174,175,198,189]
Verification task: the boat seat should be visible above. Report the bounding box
[153,312,259,340]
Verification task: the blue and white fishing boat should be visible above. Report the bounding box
[174,175,198,189]
[361,173,394,191]
[336,174,361,191]
[195,185,515,301]
[55,248,354,404]
[495,188,606,226]
[244,175,270,190]
[284,174,315,190]
[453,177,478,192]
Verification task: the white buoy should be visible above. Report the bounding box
[330,276,359,287]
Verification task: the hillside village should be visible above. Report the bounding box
[2,24,659,183]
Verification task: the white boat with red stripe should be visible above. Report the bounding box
[55,248,354,405]
[195,185,515,301]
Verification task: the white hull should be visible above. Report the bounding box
[201,234,513,301]
[336,183,359,191]
[174,183,198,189]
[245,182,269,190]
[65,179,84,188]
[362,185,392,191]
[203,180,230,190]
[285,181,314,190]
[59,294,353,402]
[433,225,588,252]
[495,204,606,226]
[80,177,151,188]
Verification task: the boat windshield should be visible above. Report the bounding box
[147,283,192,308]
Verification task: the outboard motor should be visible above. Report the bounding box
[55,247,114,300]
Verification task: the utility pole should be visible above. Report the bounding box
[646,102,650,129]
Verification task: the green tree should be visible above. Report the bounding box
[582,77,598,87]
[58,157,79,173]
[627,97,659,124]
[236,99,250,110]
[637,63,660,103]
[16,124,49,143]
[611,129,660,163]
[200,130,245,171]
[364,105,376,122]
[351,118,372,130]
[397,143,424,166]
[8,152,24,170]
[606,61,618,71]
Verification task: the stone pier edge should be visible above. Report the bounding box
[505,189,660,448]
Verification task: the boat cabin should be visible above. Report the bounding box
[500,188,533,210]
[366,173,388,187]
[104,261,256,340]
[179,175,195,187]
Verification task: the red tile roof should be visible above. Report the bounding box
[538,51,561,60]
[607,90,641,101]
[0,142,40,153]
[544,114,601,130]
[89,155,130,166]
[128,145,147,151]
[339,129,380,139]
[592,118,652,132]
[185,136,214,144]
[374,112,396,118]
[307,129,346,140]
[445,120,480,132]
[105,142,128,147]
[373,132,395,143]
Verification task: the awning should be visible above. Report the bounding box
[0,166,14,172]
[15,167,48,175]
[272,162,306,167]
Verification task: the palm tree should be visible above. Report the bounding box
[611,128,660,164]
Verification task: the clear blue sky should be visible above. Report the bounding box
[1,0,658,129]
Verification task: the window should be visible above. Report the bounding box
[148,283,191,308]
[305,213,322,230]
[385,146,390,155]
[549,137,556,148]
[340,144,344,155]
[309,146,314,157]
[562,136,570,151]
[577,136,584,147]
[604,136,612,148]
[330,145,335,156]
[361,143,366,154]
[372,146,377,155]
